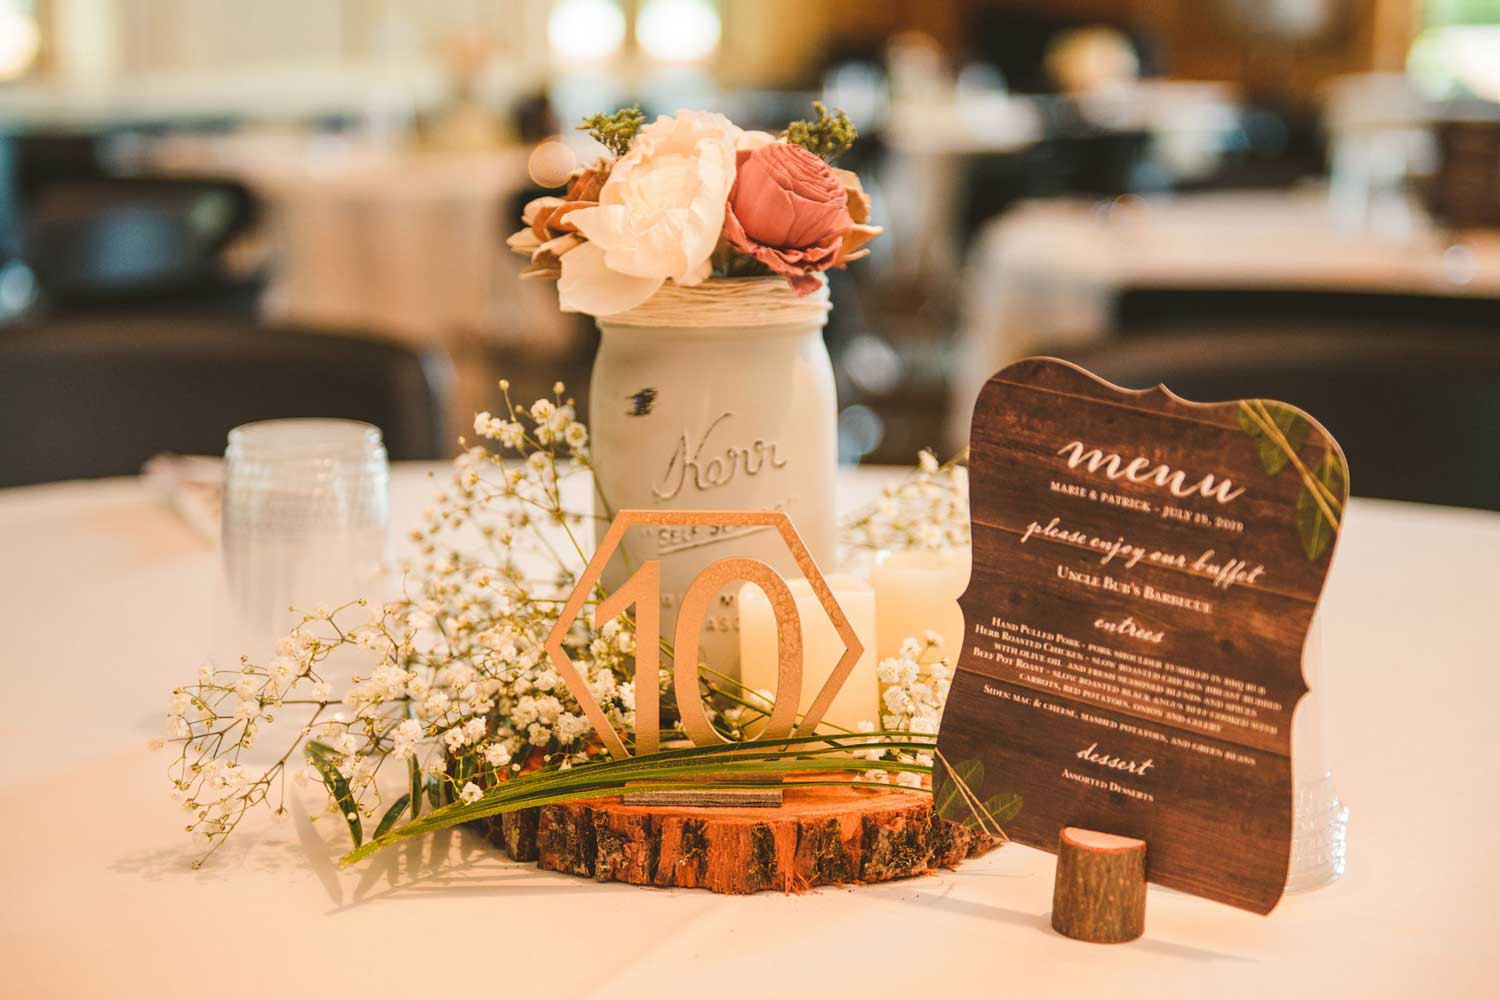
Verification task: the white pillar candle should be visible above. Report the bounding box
[738,573,879,733]
[869,547,971,664]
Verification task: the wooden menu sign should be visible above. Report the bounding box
[935,358,1348,913]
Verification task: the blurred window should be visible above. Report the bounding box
[548,0,627,64]
[1410,0,1500,100]
[0,0,40,81]
[637,0,720,63]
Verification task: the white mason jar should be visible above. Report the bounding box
[589,277,839,677]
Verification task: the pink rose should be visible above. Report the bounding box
[723,143,854,294]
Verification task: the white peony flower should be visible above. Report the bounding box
[559,110,741,316]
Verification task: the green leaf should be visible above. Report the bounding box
[934,758,984,822]
[426,775,443,811]
[336,732,943,866]
[453,753,475,788]
[1237,401,1308,476]
[305,745,362,848]
[965,792,1023,830]
[373,794,412,841]
[1295,450,1346,561]
[408,756,422,821]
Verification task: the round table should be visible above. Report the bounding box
[2,466,1497,997]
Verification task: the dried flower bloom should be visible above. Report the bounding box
[723,142,852,295]
[559,110,741,315]
[506,163,609,278]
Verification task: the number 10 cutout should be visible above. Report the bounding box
[544,510,865,759]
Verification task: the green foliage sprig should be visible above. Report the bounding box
[340,732,1015,865]
[785,101,858,162]
[579,105,646,157]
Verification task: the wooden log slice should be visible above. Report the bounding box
[1051,827,1148,943]
[472,778,998,894]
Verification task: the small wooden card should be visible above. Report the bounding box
[935,358,1348,914]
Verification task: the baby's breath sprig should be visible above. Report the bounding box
[841,448,969,553]
[851,633,952,787]
[161,381,648,866]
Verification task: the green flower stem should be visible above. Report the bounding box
[339,733,935,864]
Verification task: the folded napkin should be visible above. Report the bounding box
[142,454,222,542]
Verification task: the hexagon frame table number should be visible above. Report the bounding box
[543,509,865,806]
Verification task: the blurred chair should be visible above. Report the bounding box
[0,320,453,487]
[1063,328,1500,511]
[23,177,260,311]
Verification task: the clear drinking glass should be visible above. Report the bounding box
[1286,609,1349,891]
[221,419,391,659]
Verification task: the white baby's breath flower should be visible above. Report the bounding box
[460,782,483,805]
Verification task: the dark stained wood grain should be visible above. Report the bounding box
[937,357,1349,915]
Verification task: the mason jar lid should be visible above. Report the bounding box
[597,276,831,330]
[225,419,386,467]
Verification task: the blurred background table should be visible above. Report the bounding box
[949,187,1500,508]
[130,132,551,348]
[5,1,1500,507]
[1,464,1496,998]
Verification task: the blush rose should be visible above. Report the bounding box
[723,142,855,294]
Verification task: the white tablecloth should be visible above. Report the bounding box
[2,466,1498,998]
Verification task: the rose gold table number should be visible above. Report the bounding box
[545,509,863,805]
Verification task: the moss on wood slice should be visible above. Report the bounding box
[472,778,998,894]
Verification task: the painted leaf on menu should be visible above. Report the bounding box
[933,758,984,823]
[937,357,1348,914]
[1295,450,1347,561]
[934,757,1024,834]
[1236,400,1309,476]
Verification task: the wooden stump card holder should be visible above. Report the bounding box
[1051,828,1148,943]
